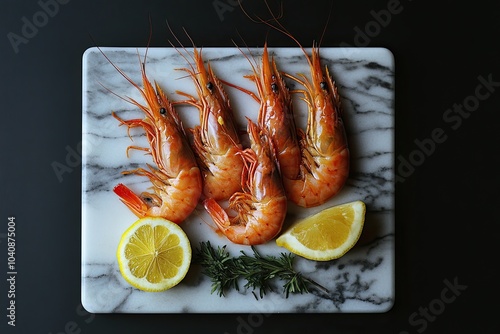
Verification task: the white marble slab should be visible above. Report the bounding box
[81,46,395,313]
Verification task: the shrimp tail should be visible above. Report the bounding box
[113,183,148,218]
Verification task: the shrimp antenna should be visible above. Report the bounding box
[222,31,263,104]
[165,19,197,76]
[237,0,283,24]
[182,26,198,51]
[135,13,154,80]
[318,2,333,48]
[89,42,142,97]
[143,13,153,65]
[238,0,313,70]
[232,29,259,75]
[89,27,156,121]
[88,12,155,95]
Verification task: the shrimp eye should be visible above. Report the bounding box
[271,83,278,93]
[320,81,328,90]
[159,107,166,115]
[206,82,214,92]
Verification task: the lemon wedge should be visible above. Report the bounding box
[116,217,191,292]
[276,201,366,261]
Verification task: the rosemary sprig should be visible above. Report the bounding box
[194,241,328,299]
[194,240,241,296]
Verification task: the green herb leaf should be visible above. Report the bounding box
[194,241,328,298]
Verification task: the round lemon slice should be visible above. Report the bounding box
[116,217,191,292]
[276,201,366,261]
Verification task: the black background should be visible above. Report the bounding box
[1,0,499,333]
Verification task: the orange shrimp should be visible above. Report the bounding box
[240,6,349,208]
[175,47,244,201]
[101,50,202,224]
[203,119,287,245]
[229,43,302,182]
[282,44,349,208]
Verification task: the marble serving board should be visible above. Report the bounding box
[81,46,395,313]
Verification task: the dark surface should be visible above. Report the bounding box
[1,0,499,333]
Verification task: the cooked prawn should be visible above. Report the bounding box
[174,46,244,201]
[100,49,202,224]
[203,119,287,245]
[240,6,350,208]
[227,43,302,182]
[281,44,349,207]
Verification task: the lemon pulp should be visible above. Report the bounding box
[117,217,191,292]
[276,201,365,261]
